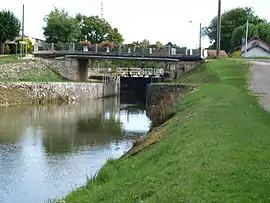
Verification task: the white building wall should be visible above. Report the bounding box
[245,47,270,57]
[241,39,270,53]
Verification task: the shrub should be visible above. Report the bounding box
[230,51,242,58]
[4,44,11,54]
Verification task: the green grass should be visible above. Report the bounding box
[0,66,68,82]
[0,57,69,82]
[62,59,270,202]
[0,55,20,64]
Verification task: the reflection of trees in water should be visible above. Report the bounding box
[0,98,120,144]
[0,105,32,144]
[42,113,123,155]
[0,96,149,155]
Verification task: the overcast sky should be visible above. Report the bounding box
[1,0,269,48]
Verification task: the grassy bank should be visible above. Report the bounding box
[0,57,68,82]
[63,59,270,202]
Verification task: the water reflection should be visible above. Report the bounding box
[0,96,151,203]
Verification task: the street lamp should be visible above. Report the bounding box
[245,19,249,57]
[189,21,202,57]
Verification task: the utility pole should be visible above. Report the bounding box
[22,4,25,41]
[245,19,249,57]
[21,4,25,56]
[199,22,202,58]
[216,0,221,58]
[101,2,104,20]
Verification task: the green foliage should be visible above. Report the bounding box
[140,39,150,46]
[4,44,11,54]
[231,23,258,48]
[43,8,124,45]
[231,22,270,48]
[75,14,123,44]
[0,10,21,54]
[43,8,80,43]
[14,38,33,53]
[203,7,266,52]
[230,51,242,58]
[155,41,163,49]
[256,23,270,42]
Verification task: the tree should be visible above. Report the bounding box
[231,23,258,48]
[231,22,270,48]
[0,10,20,55]
[203,7,266,52]
[155,41,163,49]
[140,39,150,46]
[43,8,80,44]
[256,23,270,42]
[75,14,124,44]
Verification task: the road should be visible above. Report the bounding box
[248,60,270,112]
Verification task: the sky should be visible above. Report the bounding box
[1,0,269,48]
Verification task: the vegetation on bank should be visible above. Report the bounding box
[0,57,68,82]
[60,59,270,202]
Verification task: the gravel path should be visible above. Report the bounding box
[249,61,270,112]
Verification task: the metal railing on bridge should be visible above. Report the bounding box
[34,42,196,57]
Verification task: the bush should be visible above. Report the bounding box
[4,44,11,54]
[230,51,242,58]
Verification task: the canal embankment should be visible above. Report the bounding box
[0,57,119,106]
[63,59,270,202]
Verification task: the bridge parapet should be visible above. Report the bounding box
[35,42,196,58]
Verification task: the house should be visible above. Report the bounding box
[235,37,270,57]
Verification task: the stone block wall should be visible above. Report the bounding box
[0,80,120,106]
[146,84,189,108]
[146,84,192,126]
[164,61,201,81]
[43,58,79,81]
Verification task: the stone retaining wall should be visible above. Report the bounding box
[0,80,120,106]
[164,62,201,81]
[43,58,79,81]
[146,84,190,108]
[146,84,193,126]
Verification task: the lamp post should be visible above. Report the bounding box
[21,4,25,56]
[245,19,249,57]
[216,0,221,58]
[199,22,202,58]
[189,21,202,57]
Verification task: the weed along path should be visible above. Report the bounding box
[62,60,270,203]
[249,61,270,112]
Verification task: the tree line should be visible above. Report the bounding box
[203,7,270,53]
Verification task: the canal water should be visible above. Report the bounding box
[0,96,151,203]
